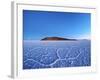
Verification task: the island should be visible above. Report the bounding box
[41,37,77,41]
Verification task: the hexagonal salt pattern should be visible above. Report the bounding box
[23,40,91,69]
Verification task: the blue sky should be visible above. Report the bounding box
[23,10,91,40]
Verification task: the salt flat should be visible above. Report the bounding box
[23,40,91,69]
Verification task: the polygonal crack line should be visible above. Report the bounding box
[56,48,70,59]
[66,46,82,59]
[45,47,58,53]
[26,47,58,66]
[39,52,59,66]
[67,52,82,60]
[65,49,83,65]
[24,59,47,67]
[55,48,60,59]
[56,48,61,59]
[49,59,66,67]
[31,47,47,53]
[65,48,71,58]
[44,48,62,66]
[45,47,59,58]
[31,47,47,56]
[24,49,32,57]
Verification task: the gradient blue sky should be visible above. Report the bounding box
[23,10,91,40]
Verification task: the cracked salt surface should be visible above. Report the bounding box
[23,40,91,69]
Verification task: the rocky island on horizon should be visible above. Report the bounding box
[41,37,77,41]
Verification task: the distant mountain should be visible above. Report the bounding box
[41,37,77,41]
